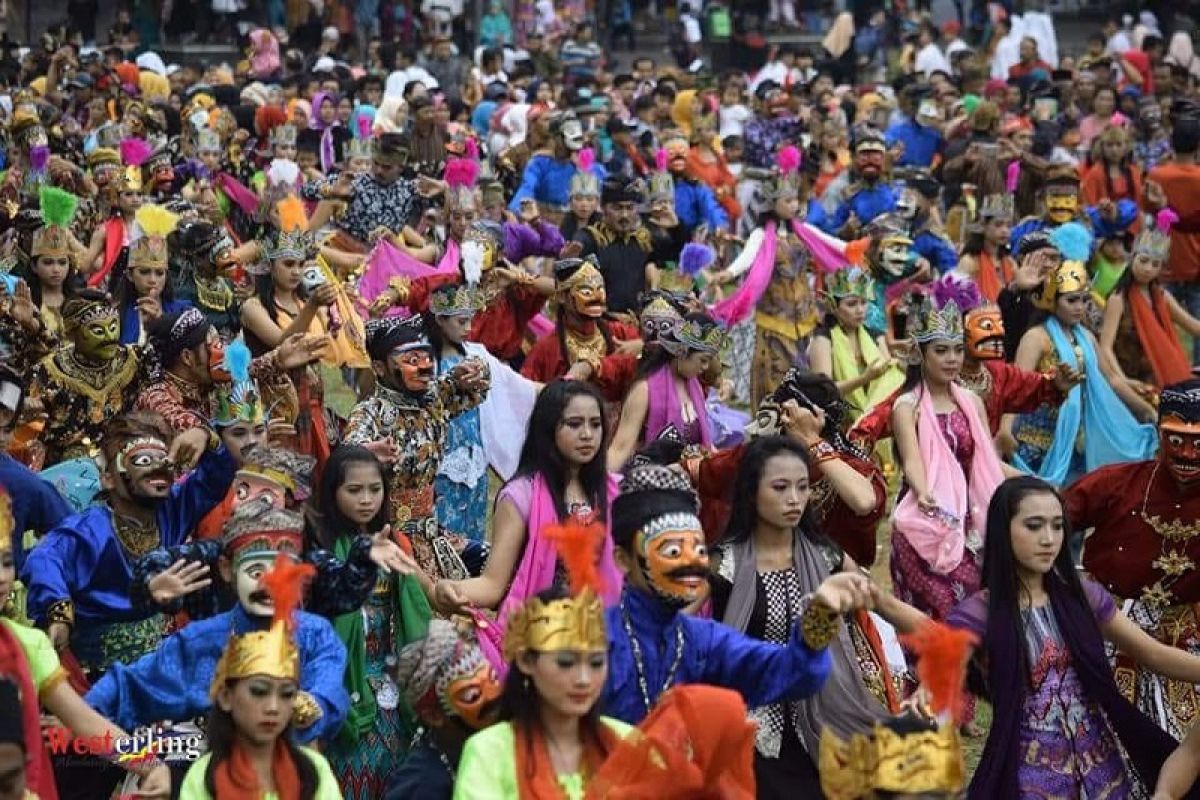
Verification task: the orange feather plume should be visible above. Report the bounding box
[544,518,607,596]
[260,554,316,629]
[276,194,308,234]
[900,620,978,723]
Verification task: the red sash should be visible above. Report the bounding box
[87,217,126,288]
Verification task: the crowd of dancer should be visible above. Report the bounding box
[4,4,1200,799]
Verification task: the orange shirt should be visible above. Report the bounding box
[1149,162,1200,283]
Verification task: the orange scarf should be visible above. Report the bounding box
[1128,285,1193,387]
[976,250,1014,303]
[212,738,302,800]
[515,721,619,800]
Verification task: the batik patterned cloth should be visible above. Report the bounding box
[751,231,818,408]
[434,352,489,542]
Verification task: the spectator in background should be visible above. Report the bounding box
[914,21,951,79]
[1104,15,1133,56]
[1149,119,1200,361]
[421,36,469,102]
[1008,37,1053,81]
[525,31,561,79]
[609,0,635,52]
[480,0,513,48]
[560,21,603,83]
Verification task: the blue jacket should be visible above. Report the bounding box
[22,445,236,627]
[913,229,959,273]
[1009,200,1138,253]
[0,453,72,572]
[825,182,898,234]
[601,588,831,724]
[87,604,349,744]
[509,154,607,212]
[119,298,193,345]
[674,179,729,234]
[885,119,943,168]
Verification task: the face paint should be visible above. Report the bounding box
[441,660,502,730]
[1044,190,1079,224]
[665,139,689,174]
[115,437,174,501]
[964,307,1006,360]
[895,188,919,220]
[1160,418,1200,486]
[389,347,435,393]
[855,145,885,179]
[76,315,121,361]
[635,513,709,608]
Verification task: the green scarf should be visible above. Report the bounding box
[1091,255,1126,300]
[830,324,904,418]
[332,535,433,745]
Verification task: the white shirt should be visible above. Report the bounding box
[719,104,752,138]
[915,43,952,78]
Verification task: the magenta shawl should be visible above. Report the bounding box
[644,364,712,447]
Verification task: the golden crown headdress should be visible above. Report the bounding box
[503,519,608,661]
[430,283,483,316]
[979,193,1014,222]
[266,196,316,262]
[662,316,725,356]
[819,721,965,799]
[209,555,314,698]
[129,204,179,270]
[1034,260,1090,311]
[345,136,372,161]
[1133,227,1171,262]
[640,292,683,324]
[910,295,964,345]
[270,123,298,148]
[825,267,875,307]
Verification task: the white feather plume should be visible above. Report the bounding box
[267,158,301,188]
[461,240,485,286]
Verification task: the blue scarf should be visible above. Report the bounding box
[1020,317,1157,485]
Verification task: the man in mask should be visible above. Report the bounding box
[134,308,323,437]
[661,131,728,236]
[601,463,875,724]
[1010,164,1137,250]
[893,169,957,274]
[385,620,502,800]
[169,220,243,340]
[345,316,490,584]
[1134,95,1172,173]
[826,131,899,238]
[85,502,350,749]
[522,256,641,402]
[21,411,233,682]
[1069,379,1200,740]
[574,175,655,315]
[26,290,148,465]
[509,113,604,223]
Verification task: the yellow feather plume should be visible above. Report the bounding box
[134,204,179,239]
[276,195,308,234]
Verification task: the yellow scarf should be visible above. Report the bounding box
[830,325,904,419]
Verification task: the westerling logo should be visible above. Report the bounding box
[44,724,205,765]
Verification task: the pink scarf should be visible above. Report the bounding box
[644,364,712,447]
[355,238,461,318]
[892,383,1004,575]
[214,172,260,217]
[712,220,853,327]
[477,472,623,675]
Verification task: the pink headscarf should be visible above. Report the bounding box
[249,29,281,80]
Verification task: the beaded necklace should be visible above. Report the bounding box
[619,598,685,715]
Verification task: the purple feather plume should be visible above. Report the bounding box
[930,272,983,313]
[679,242,715,276]
[29,145,48,172]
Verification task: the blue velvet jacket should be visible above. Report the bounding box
[0,453,72,572]
[825,182,899,235]
[21,446,236,627]
[509,155,607,212]
[601,588,832,724]
[86,604,349,744]
[1009,202,1138,253]
[673,179,728,235]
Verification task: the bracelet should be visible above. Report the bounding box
[47,599,75,628]
[799,595,840,651]
[292,691,323,729]
[807,438,838,465]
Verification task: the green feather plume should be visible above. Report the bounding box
[39,186,79,229]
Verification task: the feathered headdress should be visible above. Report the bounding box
[445,136,481,211]
[31,186,80,260]
[266,195,316,262]
[762,145,803,201]
[1048,220,1092,264]
[570,147,600,197]
[679,242,716,276]
[129,204,179,269]
[649,148,674,201]
[213,338,265,427]
[929,272,984,316]
[900,621,979,723]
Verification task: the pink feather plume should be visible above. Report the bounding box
[357,115,371,140]
[1005,160,1020,194]
[464,137,479,160]
[577,147,595,173]
[655,148,668,172]
[776,145,801,175]
[444,156,479,189]
[120,138,152,167]
[1157,207,1180,235]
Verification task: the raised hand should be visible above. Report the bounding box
[148,559,212,605]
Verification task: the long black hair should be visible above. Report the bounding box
[723,435,823,546]
[203,680,319,800]
[980,475,1086,685]
[18,254,83,308]
[306,445,389,551]
[512,380,610,522]
[423,311,468,360]
[498,586,611,768]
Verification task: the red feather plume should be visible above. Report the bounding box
[900,620,979,723]
[544,518,607,596]
[260,554,316,629]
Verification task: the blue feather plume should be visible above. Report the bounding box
[226,338,251,384]
[679,242,716,276]
[1049,222,1092,264]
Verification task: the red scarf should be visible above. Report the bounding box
[976,250,1014,303]
[1128,285,1193,386]
[0,621,58,800]
[87,217,126,288]
[515,721,619,800]
[212,738,302,800]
